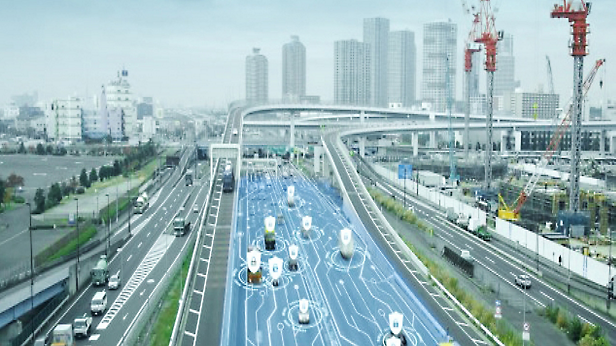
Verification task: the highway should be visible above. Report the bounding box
[178,106,242,346]
[47,154,209,345]
[356,155,616,344]
[221,167,450,345]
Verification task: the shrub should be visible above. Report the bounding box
[568,316,583,342]
[556,309,569,330]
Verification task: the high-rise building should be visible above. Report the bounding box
[246,48,269,104]
[45,96,83,142]
[364,18,389,107]
[282,36,306,101]
[422,20,457,112]
[106,70,136,140]
[388,30,416,107]
[334,40,371,106]
[505,91,559,119]
[494,34,515,97]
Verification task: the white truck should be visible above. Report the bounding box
[134,192,149,214]
[51,324,74,346]
[73,313,92,338]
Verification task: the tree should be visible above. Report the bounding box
[6,173,24,188]
[18,142,26,154]
[89,168,98,185]
[79,168,89,188]
[47,183,62,205]
[34,188,45,213]
[36,143,45,155]
[476,142,481,151]
[46,144,54,155]
[113,160,122,176]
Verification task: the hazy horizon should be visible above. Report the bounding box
[1,0,614,109]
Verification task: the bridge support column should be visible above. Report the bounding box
[412,133,419,157]
[289,112,296,159]
[514,130,522,152]
[359,137,366,157]
[314,146,323,174]
[360,110,365,123]
[500,130,513,153]
[600,130,606,155]
[430,131,437,149]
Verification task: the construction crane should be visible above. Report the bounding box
[498,59,605,221]
[475,0,503,191]
[464,12,482,158]
[546,55,555,95]
[551,0,591,213]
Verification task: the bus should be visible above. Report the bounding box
[223,164,234,192]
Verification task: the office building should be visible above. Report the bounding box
[505,91,559,119]
[364,18,389,107]
[282,36,306,101]
[45,96,83,142]
[246,48,269,104]
[422,20,457,112]
[494,34,515,97]
[388,30,416,107]
[106,70,136,139]
[334,40,371,106]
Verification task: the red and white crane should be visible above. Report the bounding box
[551,0,591,213]
[463,12,482,158]
[474,0,503,191]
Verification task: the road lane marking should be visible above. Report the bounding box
[138,242,142,248]
[127,255,132,262]
[485,257,495,264]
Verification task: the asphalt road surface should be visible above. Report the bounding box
[222,171,450,345]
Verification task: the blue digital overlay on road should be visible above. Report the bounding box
[222,172,449,345]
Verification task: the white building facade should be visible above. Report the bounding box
[45,96,83,142]
[282,36,306,101]
[364,18,390,107]
[422,20,457,112]
[387,30,416,107]
[246,48,269,104]
[334,40,371,106]
[505,91,559,119]
[106,70,136,140]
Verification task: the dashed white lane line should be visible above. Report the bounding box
[485,257,495,264]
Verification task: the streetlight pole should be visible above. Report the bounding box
[26,202,34,344]
[106,193,110,256]
[74,198,80,291]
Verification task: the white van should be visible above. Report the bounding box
[91,291,107,316]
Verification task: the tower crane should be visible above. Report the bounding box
[498,59,605,221]
[475,0,503,191]
[551,0,591,213]
[546,55,555,95]
[463,12,482,158]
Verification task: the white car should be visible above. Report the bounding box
[232,129,238,136]
[108,274,121,290]
[515,274,532,289]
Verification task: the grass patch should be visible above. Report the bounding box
[147,248,193,346]
[543,305,610,345]
[48,225,97,261]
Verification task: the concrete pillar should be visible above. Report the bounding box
[360,110,365,123]
[412,132,419,157]
[514,130,522,152]
[359,137,366,157]
[430,131,437,148]
[314,146,323,174]
[611,135,616,155]
[290,112,296,159]
[600,130,606,155]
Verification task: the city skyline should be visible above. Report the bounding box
[1,0,615,108]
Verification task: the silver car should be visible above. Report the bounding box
[515,274,531,289]
[108,274,121,290]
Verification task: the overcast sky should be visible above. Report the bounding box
[1,0,614,108]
